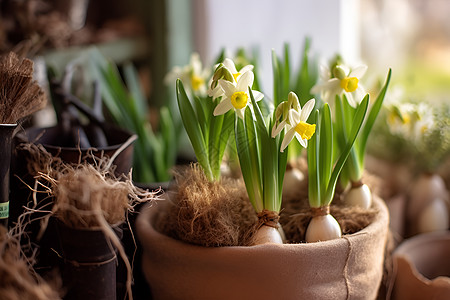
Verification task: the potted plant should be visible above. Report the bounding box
[369,94,450,237]
[136,49,391,299]
[26,153,156,300]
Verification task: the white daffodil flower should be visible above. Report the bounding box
[388,102,435,142]
[207,58,254,99]
[279,97,316,152]
[271,92,301,138]
[165,53,209,97]
[311,64,367,108]
[213,70,263,119]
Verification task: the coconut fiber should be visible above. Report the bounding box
[155,164,258,247]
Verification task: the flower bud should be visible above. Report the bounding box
[333,65,346,80]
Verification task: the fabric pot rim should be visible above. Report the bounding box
[137,196,389,300]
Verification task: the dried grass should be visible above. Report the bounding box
[0,225,61,300]
[0,52,46,124]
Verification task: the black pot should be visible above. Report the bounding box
[56,220,123,300]
[0,124,17,227]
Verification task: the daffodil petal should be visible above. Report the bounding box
[252,90,264,102]
[272,120,286,138]
[236,71,254,91]
[218,79,236,97]
[295,133,308,148]
[280,128,296,152]
[223,58,238,74]
[344,92,358,108]
[239,65,254,74]
[213,98,233,116]
[288,109,301,126]
[236,108,245,119]
[300,98,315,122]
[349,65,368,78]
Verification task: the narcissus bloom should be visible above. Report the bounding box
[213,70,263,119]
[277,95,316,152]
[311,64,367,108]
[165,53,209,97]
[271,91,301,137]
[208,58,254,100]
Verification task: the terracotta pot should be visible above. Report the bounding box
[391,232,450,300]
[136,197,389,300]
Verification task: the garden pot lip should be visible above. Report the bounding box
[393,231,450,283]
[0,123,18,127]
[394,231,450,256]
[137,195,389,252]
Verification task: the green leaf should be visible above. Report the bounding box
[324,95,369,205]
[272,50,283,107]
[176,79,212,180]
[123,62,148,121]
[358,68,392,163]
[307,109,320,207]
[193,95,208,145]
[160,106,177,181]
[319,103,333,199]
[235,112,263,212]
[282,43,291,97]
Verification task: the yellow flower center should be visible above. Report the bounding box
[233,72,241,82]
[191,75,204,91]
[340,77,359,93]
[295,121,316,140]
[421,125,428,134]
[231,91,248,109]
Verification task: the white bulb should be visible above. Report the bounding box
[305,214,342,243]
[344,184,372,209]
[252,225,283,245]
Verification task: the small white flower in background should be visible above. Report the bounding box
[165,53,210,97]
[387,101,435,142]
[213,70,263,119]
[273,92,316,152]
[311,64,367,108]
[208,58,254,100]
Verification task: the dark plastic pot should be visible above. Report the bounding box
[0,124,17,227]
[18,124,136,176]
[56,220,123,300]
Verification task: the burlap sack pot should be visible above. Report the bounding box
[136,196,389,300]
[391,231,450,300]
